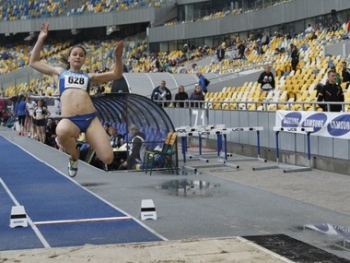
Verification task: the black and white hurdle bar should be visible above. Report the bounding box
[180,128,239,174]
[252,127,314,173]
[221,126,266,163]
[177,124,226,163]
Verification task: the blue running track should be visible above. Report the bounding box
[0,136,163,251]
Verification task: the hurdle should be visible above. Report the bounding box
[252,127,314,173]
[176,125,224,163]
[181,128,239,174]
[219,126,266,163]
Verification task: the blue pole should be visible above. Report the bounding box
[257,131,261,157]
[275,131,280,164]
[181,137,187,164]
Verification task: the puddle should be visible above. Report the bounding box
[81,182,106,187]
[159,179,220,197]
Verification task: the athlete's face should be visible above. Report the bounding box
[69,47,86,68]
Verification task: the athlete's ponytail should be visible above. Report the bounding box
[59,53,70,70]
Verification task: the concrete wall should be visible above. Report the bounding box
[164,108,350,175]
[148,0,350,42]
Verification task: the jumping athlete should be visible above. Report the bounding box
[29,22,124,177]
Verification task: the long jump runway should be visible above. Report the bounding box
[0,135,164,251]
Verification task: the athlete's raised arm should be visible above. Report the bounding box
[29,22,63,76]
[90,41,124,84]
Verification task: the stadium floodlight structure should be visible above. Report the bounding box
[106,25,120,36]
[71,29,81,35]
[24,32,36,41]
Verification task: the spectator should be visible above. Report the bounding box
[15,94,26,136]
[196,72,209,94]
[174,85,189,108]
[317,69,344,112]
[45,118,57,147]
[216,45,225,62]
[118,124,146,170]
[33,99,50,143]
[305,24,315,34]
[290,44,299,71]
[25,96,36,138]
[109,126,124,148]
[257,64,275,93]
[341,61,350,88]
[151,80,172,107]
[189,85,205,108]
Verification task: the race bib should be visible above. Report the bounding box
[64,74,89,90]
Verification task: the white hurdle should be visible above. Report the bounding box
[179,127,240,174]
[221,126,266,163]
[176,125,225,163]
[253,127,314,173]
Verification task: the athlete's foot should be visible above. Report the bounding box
[68,150,80,177]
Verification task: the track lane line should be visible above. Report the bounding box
[0,178,51,249]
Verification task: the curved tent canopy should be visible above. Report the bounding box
[92,93,175,140]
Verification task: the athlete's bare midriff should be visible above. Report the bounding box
[60,89,96,117]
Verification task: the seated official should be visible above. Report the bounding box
[45,118,57,147]
[118,124,146,170]
[109,126,124,148]
[105,127,125,170]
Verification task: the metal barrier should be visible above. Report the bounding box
[252,127,314,173]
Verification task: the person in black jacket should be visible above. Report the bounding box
[151,80,172,107]
[118,124,146,170]
[257,64,275,93]
[317,69,344,112]
[216,45,225,62]
[341,61,350,88]
[174,85,189,108]
[290,43,299,71]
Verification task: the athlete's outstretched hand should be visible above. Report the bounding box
[38,22,49,40]
[114,41,124,59]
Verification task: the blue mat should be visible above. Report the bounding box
[0,136,162,250]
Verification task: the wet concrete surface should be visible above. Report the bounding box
[2,128,350,261]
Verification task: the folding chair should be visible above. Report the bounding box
[144,132,173,174]
[147,132,179,175]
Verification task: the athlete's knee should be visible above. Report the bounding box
[100,151,113,164]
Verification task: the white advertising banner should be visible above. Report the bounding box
[276,110,350,139]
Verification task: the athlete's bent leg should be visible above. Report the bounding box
[86,118,113,165]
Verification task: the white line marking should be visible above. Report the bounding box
[236,237,295,263]
[34,216,132,225]
[0,178,51,249]
[1,134,168,241]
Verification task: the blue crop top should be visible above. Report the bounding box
[59,70,91,96]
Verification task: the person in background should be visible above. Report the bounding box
[196,72,208,94]
[109,126,124,148]
[33,99,50,143]
[341,61,350,88]
[25,96,36,138]
[45,118,57,147]
[174,85,189,108]
[118,124,146,170]
[151,80,172,107]
[15,94,27,136]
[257,64,275,93]
[317,69,344,112]
[189,84,205,108]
